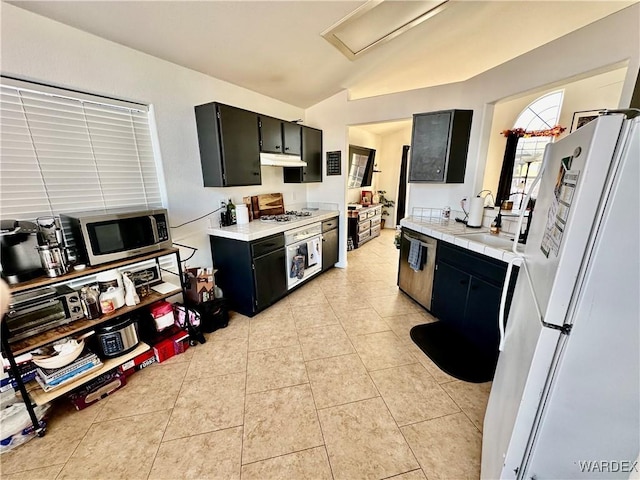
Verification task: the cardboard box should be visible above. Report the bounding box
[185,267,215,304]
[118,349,157,376]
[68,370,126,410]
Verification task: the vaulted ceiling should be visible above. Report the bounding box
[7,1,635,108]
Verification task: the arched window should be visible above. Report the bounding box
[508,91,563,207]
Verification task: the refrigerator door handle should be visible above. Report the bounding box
[499,255,571,351]
[498,256,527,350]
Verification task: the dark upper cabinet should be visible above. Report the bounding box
[259,116,284,153]
[282,122,302,155]
[195,102,261,187]
[409,109,473,183]
[283,126,323,183]
[259,117,302,155]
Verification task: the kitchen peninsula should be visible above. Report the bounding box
[399,212,521,361]
[207,208,339,316]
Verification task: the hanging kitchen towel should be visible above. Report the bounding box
[298,244,309,268]
[408,238,423,272]
[290,254,305,279]
[307,239,319,266]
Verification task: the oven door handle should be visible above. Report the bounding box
[7,298,60,318]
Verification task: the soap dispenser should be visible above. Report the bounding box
[490,213,502,235]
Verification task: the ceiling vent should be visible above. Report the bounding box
[321,0,449,60]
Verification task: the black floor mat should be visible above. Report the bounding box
[410,321,498,383]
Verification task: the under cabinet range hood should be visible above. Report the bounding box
[259,152,307,167]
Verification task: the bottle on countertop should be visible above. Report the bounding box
[227,198,237,225]
[80,286,101,319]
[490,213,502,235]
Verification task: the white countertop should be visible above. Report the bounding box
[207,210,340,241]
[400,216,523,263]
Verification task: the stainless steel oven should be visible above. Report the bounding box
[285,222,322,290]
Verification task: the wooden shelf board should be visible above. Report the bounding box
[29,343,150,405]
[9,248,180,294]
[10,287,181,356]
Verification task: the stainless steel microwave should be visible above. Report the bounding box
[60,207,172,266]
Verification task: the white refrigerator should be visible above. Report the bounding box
[482,112,640,479]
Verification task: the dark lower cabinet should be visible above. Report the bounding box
[322,219,339,271]
[431,261,469,330]
[210,233,287,317]
[253,248,287,312]
[431,242,518,353]
[466,276,502,351]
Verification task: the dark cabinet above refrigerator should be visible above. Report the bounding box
[409,109,473,183]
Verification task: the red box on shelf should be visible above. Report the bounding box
[153,330,190,363]
[117,349,157,376]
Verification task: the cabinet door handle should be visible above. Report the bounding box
[253,172,260,176]
[285,147,290,151]
[276,145,281,150]
[436,169,442,174]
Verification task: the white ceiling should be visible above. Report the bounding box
[6,0,635,108]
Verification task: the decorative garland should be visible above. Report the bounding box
[501,125,566,138]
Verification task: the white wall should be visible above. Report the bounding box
[0,3,307,269]
[482,66,628,194]
[377,127,412,228]
[305,90,349,266]
[306,4,639,254]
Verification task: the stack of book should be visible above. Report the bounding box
[1,362,37,393]
[35,352,102,392]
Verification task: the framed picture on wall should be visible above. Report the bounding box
[570,110,602,132]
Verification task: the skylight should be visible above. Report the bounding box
[322,0,448,60]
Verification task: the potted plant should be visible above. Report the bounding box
[376,190,395,229]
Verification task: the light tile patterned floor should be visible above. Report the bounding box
[1,230,491,480]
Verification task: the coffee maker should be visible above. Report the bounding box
[0,220,43,284]
[35,216,69,278]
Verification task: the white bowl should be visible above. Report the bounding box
[32,340,85,369]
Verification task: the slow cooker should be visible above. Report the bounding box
[95,317,139,358]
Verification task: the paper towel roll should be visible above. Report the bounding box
[236,204,249,224]
[467,196,484,228]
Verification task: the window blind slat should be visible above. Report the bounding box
[0,82,162,221]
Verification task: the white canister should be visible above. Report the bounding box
[236,204,250,224]
[99,286,125,311]
[96,270,123,292]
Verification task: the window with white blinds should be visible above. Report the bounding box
[0,78,163,221]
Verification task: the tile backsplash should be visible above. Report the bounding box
[411,206,529,236]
